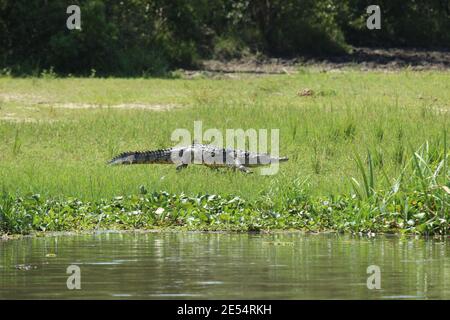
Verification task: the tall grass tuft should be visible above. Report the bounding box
[351,135,449,235]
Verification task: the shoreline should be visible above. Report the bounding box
[2,227,443,242]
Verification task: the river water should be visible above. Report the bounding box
[0,232,449,299]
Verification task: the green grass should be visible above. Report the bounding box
[0,69,449,235]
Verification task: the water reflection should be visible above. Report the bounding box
[0,232,449,299]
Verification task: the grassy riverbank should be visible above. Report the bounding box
[0,69,449,235]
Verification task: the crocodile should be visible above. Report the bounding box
[108,143,288,173]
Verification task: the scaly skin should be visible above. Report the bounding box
[108,143,288,173]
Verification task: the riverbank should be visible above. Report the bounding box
[0,70,449,236]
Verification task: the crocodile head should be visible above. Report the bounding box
[245,153,289,167]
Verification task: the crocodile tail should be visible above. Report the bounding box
[108,149,173,165]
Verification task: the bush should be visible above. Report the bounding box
[0,0,448,76]
[213,36,249,60]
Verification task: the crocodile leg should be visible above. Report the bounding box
[229,160,252,174]
[237,165,252,174]
[176,163,188,171]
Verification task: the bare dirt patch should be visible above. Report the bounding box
[43,102,181,111]
[0,93,46,104]
[194,47,450,76]
[0,93,183,111]
[0,99,182,123]
[0,112,40,123]
[311,47,450,71]
[198,58,297,76]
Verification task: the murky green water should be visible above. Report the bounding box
[0,232,449,299]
